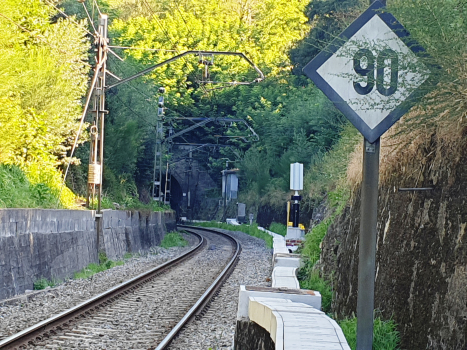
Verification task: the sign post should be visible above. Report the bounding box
[357,138,380,348]
[303,1,433,348]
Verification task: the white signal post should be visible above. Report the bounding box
[289,162,303,228]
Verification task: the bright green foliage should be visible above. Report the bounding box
[302,217,333,265]
[99,0,312,203]
[0,0,90,207]
[194,221,273,248]
[339,316,400,350]
[33,277,61,290]
[0,164,59,208]
[298,268,333,312]
[160,231,188,248]
[74,259,124,280]
[110,0,308,76]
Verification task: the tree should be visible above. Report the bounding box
[0,0,90,206]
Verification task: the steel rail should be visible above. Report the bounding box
[0,232,205,350]
[154,225,242,350]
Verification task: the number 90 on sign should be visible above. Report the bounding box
[353,48,399,97]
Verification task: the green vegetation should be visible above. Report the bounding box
[1,0,463,214]
[96,194,170,211]
[0,164,58,208]
[339,316,400,350]
[298,268,333,313]
[160,232,188,248]
[0,0,89,208]
[268,222,287,237]
[194,221,273,248]
[123,252,133,260]
[74,253,124,280]
[33,277,61,290]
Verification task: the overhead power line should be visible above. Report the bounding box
[109,45,177,52]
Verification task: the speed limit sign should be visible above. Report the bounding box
[303,0,432,142]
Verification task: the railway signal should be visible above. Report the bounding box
[303,0,434,348]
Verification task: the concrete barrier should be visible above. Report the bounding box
[234,226,350,349]
[248,297,350,350]
[0,209,175,301]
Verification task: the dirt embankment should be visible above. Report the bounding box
[321,131,467,349]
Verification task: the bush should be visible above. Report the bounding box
[339,316,400,350]
[33,277,60,290]
[160,232,188,248]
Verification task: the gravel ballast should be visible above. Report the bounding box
[168,228,272,350]
[0,228,273,349]
[0,233,198,342]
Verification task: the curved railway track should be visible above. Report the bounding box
[0,226,241,350]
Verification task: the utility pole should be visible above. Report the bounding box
[87,14,108,251]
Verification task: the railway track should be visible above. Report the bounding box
[0,226,241,350]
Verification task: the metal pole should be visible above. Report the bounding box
[357,1,385,346]
[96,14,108,253]
[158,141,163,203]
[97,20,107,214]
[152,141,157,199]
[356,137,380,350]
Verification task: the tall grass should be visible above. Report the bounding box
[194,221,273,248]
[298,268,333,312]
[339,316,400,350]
[268,222,287,236]
[160,232,188,248]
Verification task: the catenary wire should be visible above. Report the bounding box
[109,45,177,52]
[44,0,94,36]
[140,0,213,99]
[82,1,97,32]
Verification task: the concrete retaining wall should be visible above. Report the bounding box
[0,209,175,301]
[100,210,176,260]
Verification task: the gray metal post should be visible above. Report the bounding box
[357,0,384,346]
[356,137,380,349]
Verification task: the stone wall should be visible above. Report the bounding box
[320,136,467,349]
[233,319,275,350]
[0,209,175,301]
[101,210,176,260]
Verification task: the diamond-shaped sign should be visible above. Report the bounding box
[303,0,432,143]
